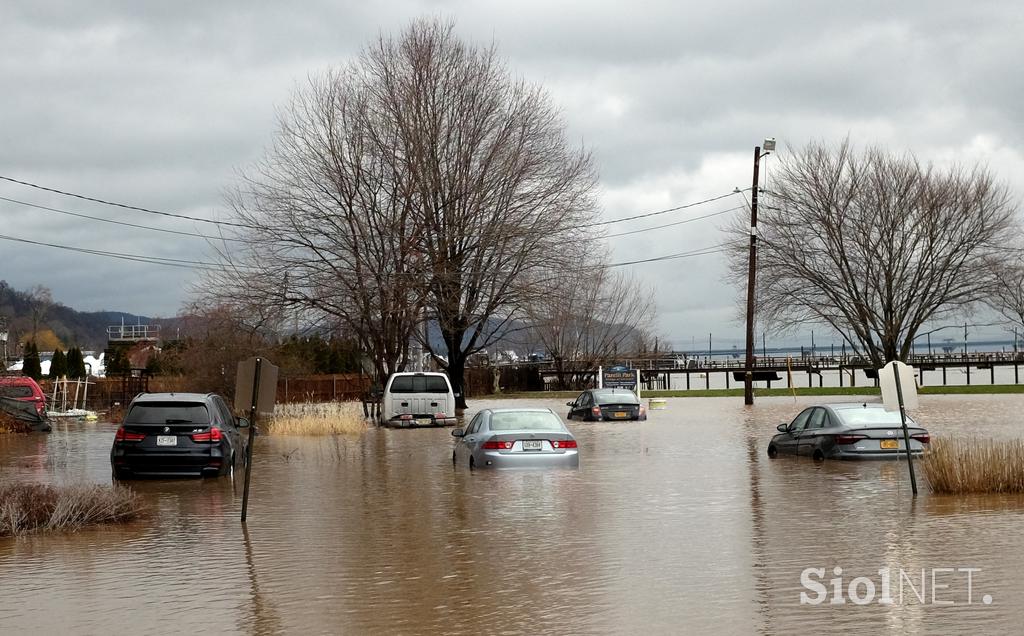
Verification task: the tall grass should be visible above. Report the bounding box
[0,482,142,536]
[923,437,1024,494]
[0,414,31,434]
[263,401,369,436]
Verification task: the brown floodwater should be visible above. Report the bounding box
[2,395,1024,634]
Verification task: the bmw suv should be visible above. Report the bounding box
[110,392,249,478]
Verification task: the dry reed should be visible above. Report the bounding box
[922,437,1024,494]
[0,482,142,536]
[0,414,31,434]
[263,401,369,436]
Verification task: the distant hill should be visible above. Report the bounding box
[0,281,159,351]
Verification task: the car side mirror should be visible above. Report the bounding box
[776,423,788,433]
[451,428,465,437]
[238,417,250,429]
[566,401,575,407]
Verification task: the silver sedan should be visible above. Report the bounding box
[452,408,580,469]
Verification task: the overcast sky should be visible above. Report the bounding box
[2,1,1022,350]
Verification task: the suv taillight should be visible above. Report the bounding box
[191,427,223,443]
[115,427,145,442]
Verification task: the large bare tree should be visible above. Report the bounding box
[728,140,1017,365]
[375,20,598,406]
[204,19,598,405]
[526,259,656,388]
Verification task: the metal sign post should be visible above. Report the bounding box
[878,360,919,496]
[235,356,279,522]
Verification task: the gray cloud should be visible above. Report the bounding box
[1,0,1021,346]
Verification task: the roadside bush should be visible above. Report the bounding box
[923,437,1024,494]
[0,482,142,536]
[264,401,368,436]
[0,413,31,434]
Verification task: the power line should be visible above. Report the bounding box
[580,190,745,228]
[0,174,258,230]
[603,241,742,268]
[0,195,254,243]
[0,231,231,271]
[603,205,744,239]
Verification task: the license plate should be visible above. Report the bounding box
[156,435,177,447]
[880,439,899,450]
[614,411,628,418]
[415,418,432,426]
[522,440,543,451]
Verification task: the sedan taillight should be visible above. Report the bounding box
[115,427,145,442]
[191,427,223,443]
[833,434,868,445]
[552,440,578,449]
[911,433,930,444]
[482,440,513,450]
[591,406,602,418]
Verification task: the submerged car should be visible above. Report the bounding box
[767,402,929,460]
[0,376,50,432]
[452,408,579,469]
[110,392,249,478]
[379,371,458,427]
[567,388,646,421]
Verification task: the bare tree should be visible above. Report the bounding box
[727,140,1018,365]
[27,285,52,344]
[203,19,599,405]
[989,255,1024,339]
[527,259,656,388]
[371,20,598,406]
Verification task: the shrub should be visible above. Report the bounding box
[0,482,142,536]
[922,437,1024,494]
[263,401,368,436]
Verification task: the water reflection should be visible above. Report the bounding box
[1,395,1024,633]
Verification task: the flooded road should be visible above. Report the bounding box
[3,395,1024,634]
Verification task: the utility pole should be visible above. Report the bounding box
[744,145,763,405]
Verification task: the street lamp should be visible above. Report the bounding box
[744,137,775,405]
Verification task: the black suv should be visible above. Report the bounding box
[110,392,249,478]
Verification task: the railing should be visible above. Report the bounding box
[107,324,161,341]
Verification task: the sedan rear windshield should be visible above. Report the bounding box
[593,390,638,405]
[389,375,450,393]
[125,402,211,425]
[489,412,565,432]
[835,408,916,427]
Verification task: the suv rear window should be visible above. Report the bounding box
[389,375,450,394]
[0,385,34,398]
[125,402,211,425]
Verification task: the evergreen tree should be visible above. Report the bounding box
[49,348,67,378]
[66,347,88,379]
[104,347,130,377]
[22,342,42,381]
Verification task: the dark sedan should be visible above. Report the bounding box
[767,402,929,460]
[567,388,646,421]
[111,392,248,478]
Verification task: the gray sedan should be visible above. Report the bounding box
[767,402,929,460]
[452,408,580,469]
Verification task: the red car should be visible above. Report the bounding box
[0,376,51,431]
